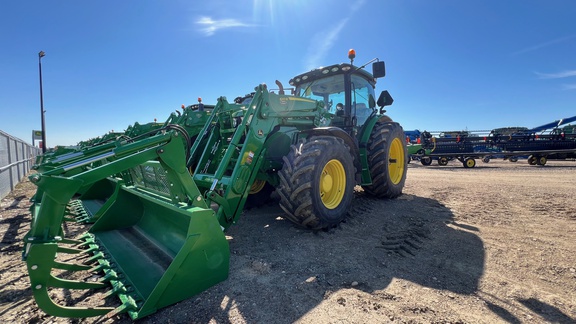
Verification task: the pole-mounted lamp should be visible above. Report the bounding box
[38,51,47,153]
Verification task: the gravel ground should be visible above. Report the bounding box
[1,159,575,323]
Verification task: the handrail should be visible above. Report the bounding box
[0,157,32,173]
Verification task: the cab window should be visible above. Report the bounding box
[296,74,345,113]
[351,75,376,125]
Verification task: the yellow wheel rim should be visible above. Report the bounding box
[320,159,346,209]
[388,138,405,185]
[249,179,266,194]
[539,157,546,165]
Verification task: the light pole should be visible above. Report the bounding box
[38,51,47,153]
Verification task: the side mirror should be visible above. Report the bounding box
[377,90,393,107]
[372,61,386,78]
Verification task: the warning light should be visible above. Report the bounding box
[348,49,356,64]
[181,104,185,109]
[198,97,202,103]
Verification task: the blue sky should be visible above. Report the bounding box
[1,0,575,147]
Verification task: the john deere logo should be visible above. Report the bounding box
[34,131,42,136]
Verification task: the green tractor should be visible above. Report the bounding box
[186,51,407,231]
[22,50,407,319]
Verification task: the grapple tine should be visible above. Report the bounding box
[53,260,92,271]
[30,286,114,318]
[79,244,100,254]
[102,280,129,298]
[88,259,112,273]
[64,199,91,223]
[25,242,115,317]
[61,237,85,245]
[106,295,139,319]
[74,216,89,223]
[99,269,119,283]
[67,234,93,248]
[76,241,92,248]
[78,233,94,240]
[83,251,106,264]
[56,246,85,254]
[46,275,108,290]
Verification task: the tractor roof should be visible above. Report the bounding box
[289,63,376,88]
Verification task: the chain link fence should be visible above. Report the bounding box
[0,130,41,200]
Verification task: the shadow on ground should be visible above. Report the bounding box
[146,193,487,323]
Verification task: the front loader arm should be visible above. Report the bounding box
[189,84,323,229]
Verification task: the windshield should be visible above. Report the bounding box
[295,73,377,124]
[351,75,376,125]
[296,74,345,113]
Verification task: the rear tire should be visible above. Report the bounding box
[362,122,407,198]
[277,136,355,230]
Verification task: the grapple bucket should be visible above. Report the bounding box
[23,132,230,319]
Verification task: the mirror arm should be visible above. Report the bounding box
[356,58,379,71]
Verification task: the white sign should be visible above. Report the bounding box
[32,130,43,140]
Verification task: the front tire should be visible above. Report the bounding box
[277,136,355,230]
[244,180,275,209]
[362,122,407,198]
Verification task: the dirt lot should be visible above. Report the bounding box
[1,159,575,323]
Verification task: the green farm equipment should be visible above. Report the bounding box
[23,51,407,319]
[32,104,213,225]
[64,103,214,224]
[33,102,212,172]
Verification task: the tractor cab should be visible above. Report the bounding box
[289,50,392,131]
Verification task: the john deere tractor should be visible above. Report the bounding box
[22,50,407,319]
[185,50,407,231]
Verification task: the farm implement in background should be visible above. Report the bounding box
[407,115,576,168]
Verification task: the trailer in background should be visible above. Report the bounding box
[407,115,576,168]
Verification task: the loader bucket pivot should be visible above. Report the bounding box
[23,132,230,319]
